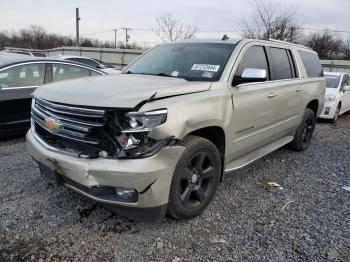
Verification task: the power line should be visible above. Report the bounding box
[81,29,112,36]
[298,27,350,34]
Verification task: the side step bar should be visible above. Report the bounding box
[224,135,294,173]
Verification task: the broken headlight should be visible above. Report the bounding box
[115,109,169,158]
[124,109,167,132]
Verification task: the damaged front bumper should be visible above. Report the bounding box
[27,128,185,222]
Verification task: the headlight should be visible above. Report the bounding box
[114,109,169,158]
[124,109,167,132]
[325,94,336,102]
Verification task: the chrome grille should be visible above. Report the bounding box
[32,98,106,145]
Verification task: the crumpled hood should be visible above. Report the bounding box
[34,74,211,108]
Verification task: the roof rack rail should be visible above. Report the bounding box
[268,39,310,49]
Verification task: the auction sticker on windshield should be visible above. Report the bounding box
[191,64,220,72]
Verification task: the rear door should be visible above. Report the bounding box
[0,63,45,133]
[266,46,302,138]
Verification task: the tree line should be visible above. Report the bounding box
[0,25,142,51]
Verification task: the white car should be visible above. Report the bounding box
[1,49,47,57]
[51,55,121,75]
[319,72,350,122]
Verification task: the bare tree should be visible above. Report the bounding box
[304,32,344,59]
[343,39,350,60]
[154,13,197,42]
[0,25,142,50]
[240,0,302,43]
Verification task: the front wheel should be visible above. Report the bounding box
[289,108,316,152]
[167,135,221,220]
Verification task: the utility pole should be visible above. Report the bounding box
[122,28,130,48]
[75,8,80,47]
[112,29,117,48]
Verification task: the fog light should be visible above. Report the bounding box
[114,187,138,202]
[325,107,330,115]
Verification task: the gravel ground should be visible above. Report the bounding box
[0,115,349,262]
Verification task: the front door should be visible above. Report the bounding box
[0,63,45,135]
[229,45,279,159]
[341,74,350,113]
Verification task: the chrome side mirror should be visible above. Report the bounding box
[241,68,267,80]
[233,68,267,85]
[343,86,350,92]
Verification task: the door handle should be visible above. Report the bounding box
[296,87,302,92]
[267,93,277,98]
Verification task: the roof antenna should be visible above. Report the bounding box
[222,34,229,41]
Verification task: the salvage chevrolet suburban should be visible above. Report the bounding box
[27,38,325,222]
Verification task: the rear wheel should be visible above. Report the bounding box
[167,135,221,220]
[330,103,341,123]
[289,108,316,152]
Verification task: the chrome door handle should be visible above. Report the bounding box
[296,87,302,92]
[267,93,277,98]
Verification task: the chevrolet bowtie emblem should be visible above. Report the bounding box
[44,118,61,130]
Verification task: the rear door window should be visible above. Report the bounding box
[269,47,296,80]
[298,51,323,78]
[52,64,90,82]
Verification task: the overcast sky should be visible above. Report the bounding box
[1,0,349,46]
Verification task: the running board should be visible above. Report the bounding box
[224,135,294,173]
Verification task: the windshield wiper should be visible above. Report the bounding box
[124,71,191,81]
[156,72,174,77]
[154,72,191,81]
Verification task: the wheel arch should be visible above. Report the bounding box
[306,99,319,116]
[187,126,226,180]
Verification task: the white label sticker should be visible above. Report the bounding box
[171,71,179,77]
[202,71,215,78]
[191,64,220,72]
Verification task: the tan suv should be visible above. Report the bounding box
[27,38,325,222]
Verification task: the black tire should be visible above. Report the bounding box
[330,103,341,123]
[289,108,316,152]
[167,135,221,220]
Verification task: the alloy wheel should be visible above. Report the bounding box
[179,151,216,209]
[302,115,315,146]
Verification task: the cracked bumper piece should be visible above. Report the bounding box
[26,128,185,222]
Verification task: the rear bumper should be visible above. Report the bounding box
[26,128,184,222]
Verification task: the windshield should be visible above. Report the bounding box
[124,43,236,81]
[325,75,340,88]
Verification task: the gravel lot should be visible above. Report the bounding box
[0,115,349,261]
